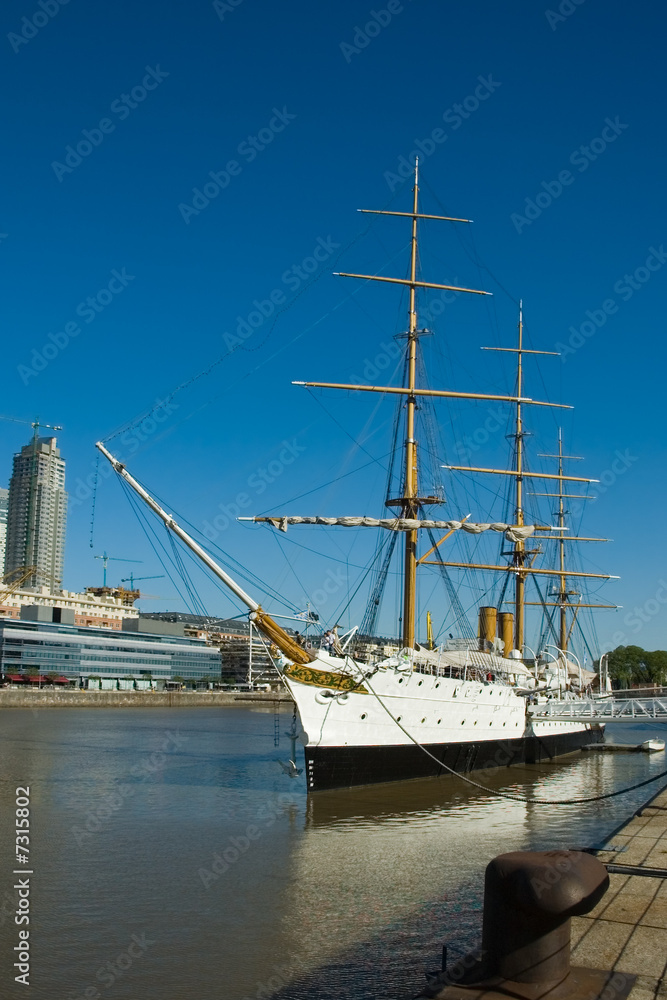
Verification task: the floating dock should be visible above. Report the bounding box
[581,742,666,754]
[570,786,667,997]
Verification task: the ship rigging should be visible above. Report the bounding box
[96,158,617,790]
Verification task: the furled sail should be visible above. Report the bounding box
[245,516,539,543]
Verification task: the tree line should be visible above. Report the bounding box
[603,645,667,688]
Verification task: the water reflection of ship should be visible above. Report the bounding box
[265,753,643,998]
[303,754,615,830]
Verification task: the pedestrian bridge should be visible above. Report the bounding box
[529,696,667,723]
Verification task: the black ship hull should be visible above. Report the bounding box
[304,725,604,791]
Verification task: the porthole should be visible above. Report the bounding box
[418,680,423,686]
[399,678,404,684]
[461,720,465,725]
[421,717,426,723]
[435,683,440,689]
[397,716,402,722]
[360,713,367,720]
[474,721,478,726]
[437,719,442,725]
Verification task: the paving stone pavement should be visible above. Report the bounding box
[571,786,667,999]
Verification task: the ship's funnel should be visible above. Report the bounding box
[478,606,497,651]
[498,612,514,656]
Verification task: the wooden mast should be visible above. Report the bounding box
[534,433,588,651]
[514,303,526,652]
[297,159,497,648]
[478,307,564,651]
[435,310,618,654]
[557,432,568,649]
[402,159,420,648]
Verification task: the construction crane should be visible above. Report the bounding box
[0,416,63,436]
[0,566,38,606]
[120,573,165,590]
[95,552,142,587]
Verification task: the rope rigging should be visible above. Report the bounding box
[359,531,399,638]
[424,526,474,639]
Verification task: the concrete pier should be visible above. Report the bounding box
[570,786,667,999]
[0,688,293,708]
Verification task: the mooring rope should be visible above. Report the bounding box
[363,676,667,806]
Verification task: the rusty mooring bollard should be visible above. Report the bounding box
[417,849,637,1000]
[481,849,608,982]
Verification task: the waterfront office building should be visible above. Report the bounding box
[5,437,67,591]
[0,612,221,686]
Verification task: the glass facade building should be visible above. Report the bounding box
[0,619,221,683]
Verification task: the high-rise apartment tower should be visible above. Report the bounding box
[0,488,8,574]
[5,436,67,591]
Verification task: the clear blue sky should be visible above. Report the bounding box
[1,0,665,656]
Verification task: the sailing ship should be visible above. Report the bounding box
[97,160,616,791]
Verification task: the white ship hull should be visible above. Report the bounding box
[282,651,603,791]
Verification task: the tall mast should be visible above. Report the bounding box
[557,431,567,649]
[402,159,420,648]
[514,303,525,652]
[297,161,496,648]
[535,432,587,651]
[441,311,611,653]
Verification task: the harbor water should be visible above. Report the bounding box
[0,706,665,999]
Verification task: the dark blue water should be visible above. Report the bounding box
[0,707,665,1000]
